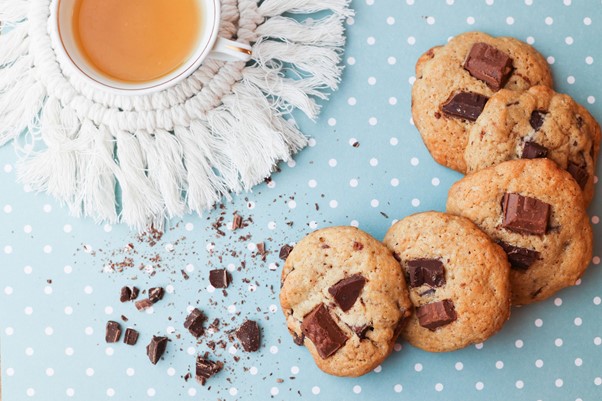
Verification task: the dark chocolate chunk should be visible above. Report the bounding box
[529,110,547,131]
[442,92,489,121]
[292,331,305,346]
[196,356,223,385]
[256,242,266,259]
[416,300,457,331]
[406,259,445,288]
[120,286,132,303]
[497,241,540,270]
[148,287,164,303]
[352,241,364,251]
[521,141,548,159]
[567,161,589,189]
[235,320,261,352]
[502,193,551,235]
[232,213,243,230]
[130,286,140,300]
[184,308,206,338]
[301,303,348,359]
[209,269,229,289]
[123,328,139,345]
[328,274,366,312]
[352,325,373,340]
[105,321,122,343]
[279,244,294,260]
[463,42,513,91]
[135,298,153,311]
[146,336,168,365]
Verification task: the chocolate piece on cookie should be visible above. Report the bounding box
[502,193,550,235]
[567,161,589,189]
[328,274,366,312]
[301,303,348,359]
[521,141,548,159]
[441,92,489,121]
[407,259,445,288]
[529,110,547,131]
[497,241,540,271]
[463,42,514,91]
[416,300,457,331]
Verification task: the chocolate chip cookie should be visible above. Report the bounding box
[280,226,412,377]
[412,31,553,172]
[464,85,600,204]
[446,158,593,305]
[383,212,511,352]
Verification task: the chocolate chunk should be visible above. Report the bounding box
[130,286,139,300]
[135,298,153,311]
[406,259,445,288]
[148,287,164,303]
[442,92,489,121]
[196,356,223,385]
[146,336,168,365]
[236,320,261,352]
[497,241,540,270]
[328,274,366,312]
[105,321,122,343]
[352,241,364,251]
[123,328,139,345]
[521,141,548,159]
[301,303,348,359]
[209,269,229,289]
[279,244,294,260]
[120,287,132,302]
[232,213,243,230]
[567,161,589,189]
[416,300,457,331]
[184,308,206,338]
[502,193,551,235]
[256,242,266,259]
[352,325,373,340]
[529,110,547,131]
[463,42,513,90]
[292,331,305,346]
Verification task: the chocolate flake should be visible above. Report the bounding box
[567,161,589,189]
[130,286,139,300]
[123,328,139,345]
[146,336,168,365]
[235,320,261,352]
[502,193,551,235]
[209,269,230,289]
[328,274,366,312]
[442,92,489,121]
[120,286,132,302]
[232,213,243,230]
[279,244,294,260]
[521,141,548,159]
[184,308,206,338]
[301,304,348,359]
[497,241,540,270]
[135,298,153,311]
[148,287,164,303]
[407,259,445,288]
[196,356,223,385]
[463,42,513,91]
[416,300,457,331]
[529,110,547,131]
[105,321,122,343]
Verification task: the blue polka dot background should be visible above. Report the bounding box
[1,0,601,400]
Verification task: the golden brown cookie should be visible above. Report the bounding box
[447,159,593,305]
[279,226,412,377]
[464,85,600,204]
[412,31,553,173]
[383,212,511,352]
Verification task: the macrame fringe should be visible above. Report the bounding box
[4,0,353,230]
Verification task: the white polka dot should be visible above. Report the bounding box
[23,225,32,233]
[44,285,52,295]
[64,265,73,274]
[84,285,93,295]
[366,37,375,45]
[594,296,601,305]
[5,327,13,335]
[86,368,94,376]
[545,17,553,25]
[414,363,423,372]
[227,304,236,314]
[368,117,378,126]
[327,118,337,126]
[455,362,464,371]
[346,17,354,25]
[467,16,475,25]
[563,0,571,4]
[25,347,34,356]
[535,359,544,368]
[554,297,563,306]
[435,383,443,392]
[565,36,574,45]
[85,327,93,335]
[248,366,258,375]
[63,224,72,233]
[187,388,196,396]
[288,200,297,209]
[535,318,543,327]
[575,358,583,366]
[3,164,13,173]
[349,178,359,188]
[408,76,416,85]
[476,382,484,390]
[584,17,592,25]
[547,56,555,64]
[329,200,338,208]
[312,386,320,395]
[411,198,420,207]
[24,306,33,315]
[387,16,395,25]
[104,347,113,356]
[4,286,13,295]
[593,256,600,265]
[406,0,414,4]
[496,361,504,369]
[347,97,357,106]
[64,306,73,315]
[229,388,238,396]
[475,342,484,350]
[407,36,416,46]
[515,380,524,389]
[167,367,176,376]
[270,345,278,354]
[393,343,402,352]
[291,366,300,375]
[387,56,396,65]
[247,201,256,209]
[555,338,563,347]
[24,265,32,274]
[6,368,14,376]
[595,377,602,386]
[373,365,382,373]
[328,159,337,167]
[4,245,13,254]
[588,96,596,104]
[26,388,35,397]
[353,385,362,394]
[555,378,563,388]
[567,76,576,84]
[394,384,402,392]
[389,97,398,105]
[147,388,156,396]
[43,245,52,253]
[515,339,524,348]
[486,0,494,4]
[308,138,317,147]
[350,220,359,227]
[66,388,75,397]
[270,387,279,396]
[426,16,435,25]
[390,178,399,187]
[370,199,379,208]
[106,388,115,397]
[506,16,515,25]
[126,368,135,376]
[526,36,535,44]
[574,317,583,326]
[3,204,12,213]
[104,306,113,315]
[389,137,399,146]
[43,204,52,213]
[44,327,53,336]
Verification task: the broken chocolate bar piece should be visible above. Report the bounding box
[502,193,551,235]
[146,336,168,365]
[184,308,206,338]
[328,274,366,312]
[130,286,139,300]
[463,42,513,91]
[236,320,261,352]
[148,287,164,303]
[497,241,541,270]
[301,303,348,359]
[521,141,548,159]
[442,92,489,121]
[196,356,223,385]
[105,321,122,343]
[135,298,153,311]
[232,213,243,230]
[123,328,139,345]
[529,110,547,131]
[209,269,230,289]
[279,244,294,260]
[120,287,132,303]
[406,259,445,288]
[416,300,457,331]
[567,161,589,189]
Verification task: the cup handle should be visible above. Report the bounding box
[208,37,253,62]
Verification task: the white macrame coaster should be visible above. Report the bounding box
[0,0,352,229]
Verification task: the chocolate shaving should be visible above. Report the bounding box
[135,298,153,311]
[279,244,294,260]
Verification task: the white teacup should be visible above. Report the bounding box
[50,0,253,96]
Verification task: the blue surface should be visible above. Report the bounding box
[2,0,602,400]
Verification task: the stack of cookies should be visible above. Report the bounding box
[279,32,599,377]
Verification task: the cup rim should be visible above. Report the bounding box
[51,0,220,96]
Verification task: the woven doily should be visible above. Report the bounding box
[0,0,352,229]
